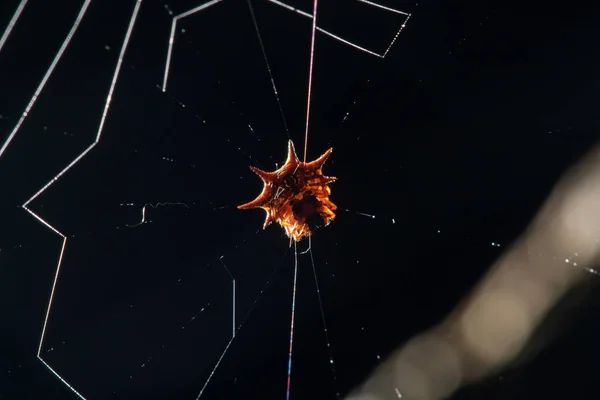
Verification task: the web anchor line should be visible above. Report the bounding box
[196,249,291,398]
[308,239,339,397]
[0,0,29,55]
[21,2,144,400]
[246,0,290,138]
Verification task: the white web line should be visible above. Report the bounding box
[308,238,338,394]
[194,257,237,399]
[193,249,293,398]
[219,257,236,338]
[0,0,29,54]
[17,0,240,395]
[356,0,409,16]
[7,0,413,398]
[161,0,411,94]
[162,0,292,137]
[18,2,143,399]
[0,0,92,159]
[267,0,411,58]
[245,0,291,137]
[162,0,224,92]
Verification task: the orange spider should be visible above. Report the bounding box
[238,141,337,245]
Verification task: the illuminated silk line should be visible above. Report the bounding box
[219,257,236,337]
[162,0,224,92]
[308,238,338,393]
[286,2,318,396]
[357,0,409,15]
[302,0,318,163]
[22,2,143,399]
[195,250,292,399]
[0,0,92,158]
[267,0,411,59]
[245,0,290,137]
[267,0,411,134]
[286,240,300,400]
[162,0,291,138]
[195,257,237,399]
[0,0,29,54]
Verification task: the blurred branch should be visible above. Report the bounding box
[347,144,600,400]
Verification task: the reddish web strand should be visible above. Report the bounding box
[287,2,318,399]
[303,0,318,163]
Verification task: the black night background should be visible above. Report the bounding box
[1,0,599,399]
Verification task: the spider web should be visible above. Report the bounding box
[0,0,412,399]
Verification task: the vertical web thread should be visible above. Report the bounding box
[303,0,318,162]
[285,241,299,399]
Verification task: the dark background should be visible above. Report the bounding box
[1,0,599,399]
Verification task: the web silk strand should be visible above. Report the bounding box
[285,241,299,399]
[303,0,319,162]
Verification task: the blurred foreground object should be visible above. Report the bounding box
[347,144,600,400]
